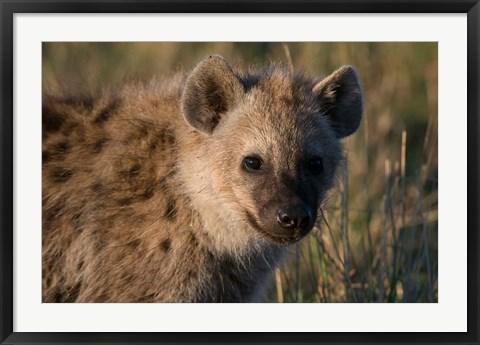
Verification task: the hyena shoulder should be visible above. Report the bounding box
[42,80,200,302]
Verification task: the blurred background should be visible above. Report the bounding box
[43,42,438,303]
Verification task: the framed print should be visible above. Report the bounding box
[1,1,479,344]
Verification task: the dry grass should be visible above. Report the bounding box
[43,42,438,303]
[272,128,438,303]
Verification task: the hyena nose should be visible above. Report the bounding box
[277,205,311,230]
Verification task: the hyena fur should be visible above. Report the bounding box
[42,55,363,302]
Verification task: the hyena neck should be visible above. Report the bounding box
[176,180,285,302]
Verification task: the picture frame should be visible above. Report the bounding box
[1,1,478,344]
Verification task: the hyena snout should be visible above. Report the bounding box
[276,204,312,231]
[259,199,316,244]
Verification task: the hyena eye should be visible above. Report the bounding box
[243,156,263,172]
[308,157,324,174]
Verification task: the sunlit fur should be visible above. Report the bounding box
[42,56,362,302]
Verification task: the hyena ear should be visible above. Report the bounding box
[313,66,363,139]
[181,55,244,135]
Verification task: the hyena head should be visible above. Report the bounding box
[181,55,363,248]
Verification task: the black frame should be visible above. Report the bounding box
[1,1,478,344]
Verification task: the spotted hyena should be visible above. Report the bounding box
[42,55,363,302]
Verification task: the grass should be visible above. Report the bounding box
[43,42,438,303]
[272,128,438,303]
